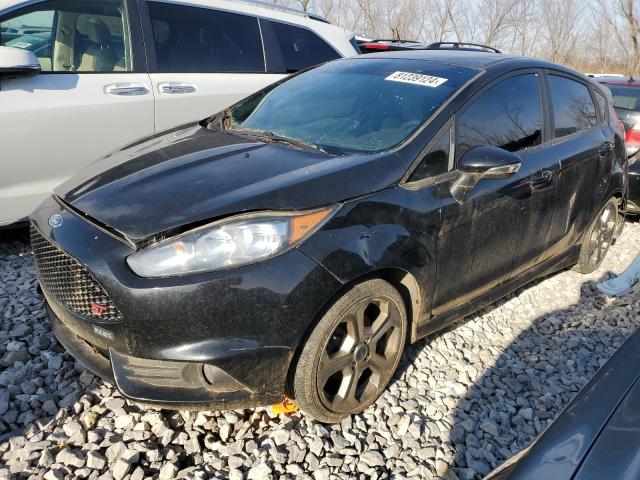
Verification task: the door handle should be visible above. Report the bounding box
[599,141,613,157]
[158,82,197,94]
[529,169,553,188]
[104,83,150,96]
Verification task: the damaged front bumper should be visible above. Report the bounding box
[31,196,343,411]
[46,297,291,410]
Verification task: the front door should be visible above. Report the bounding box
[0,0,154,225]
[432,72,555,314]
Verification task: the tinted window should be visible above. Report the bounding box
[409,127,451,182]
[605,85,640,111]
[456,74,542,160]
[549,75,596,137]
[230,59,478,154]
[148,2,264,73]
[0,0,130,72]
[266,20,339,72]
[594,90,608,123]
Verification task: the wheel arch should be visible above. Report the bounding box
[285,267,424,397]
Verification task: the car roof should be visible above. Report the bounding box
[353,49,585,75]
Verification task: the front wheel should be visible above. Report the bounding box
[293,279,407,423]
[575,197,619,274]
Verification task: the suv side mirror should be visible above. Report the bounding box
[451,146,521,203]
[0,46,41,77]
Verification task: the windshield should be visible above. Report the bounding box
[606,85,640,111]
[229,58,478,154]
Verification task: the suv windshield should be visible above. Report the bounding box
[229,58,478,154]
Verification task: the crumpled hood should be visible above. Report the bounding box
[56,123,406,244]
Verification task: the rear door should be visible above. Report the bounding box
[544,73,606,252]
[0,0,153,225]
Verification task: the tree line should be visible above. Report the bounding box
[274,0,640,77]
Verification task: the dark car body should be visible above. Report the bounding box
[31,51,627,411]
[597,77,640,213]
[487,326,640,479]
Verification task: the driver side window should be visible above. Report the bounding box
[0,0,131,72]
[456,74,543,161]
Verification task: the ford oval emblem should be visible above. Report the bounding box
[48,214,64,228]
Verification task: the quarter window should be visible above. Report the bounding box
[0,0,131,72]
[409,127,451,182]
[456,74,542,160]
[548,75,596,137]
[265,20,339,73]
[594,90,608,123]
[148,2,265,73]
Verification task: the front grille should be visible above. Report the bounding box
[30,224,122,321]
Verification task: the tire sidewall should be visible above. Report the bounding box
[577,197,618,274]
[294,278,407,423]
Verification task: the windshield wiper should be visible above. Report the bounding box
[232,128,327,154]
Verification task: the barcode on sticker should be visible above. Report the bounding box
[386,71,448,88]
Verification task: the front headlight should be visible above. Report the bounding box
[127,207,337,277]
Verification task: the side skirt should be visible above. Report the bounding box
[413,247,579,341]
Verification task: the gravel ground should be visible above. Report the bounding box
[1,222,639,480]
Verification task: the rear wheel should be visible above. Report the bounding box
[575,197,619,274]
[293,279,407,423]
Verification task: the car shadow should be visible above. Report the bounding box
[390,273,640,480]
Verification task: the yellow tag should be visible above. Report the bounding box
[271,396,299,415]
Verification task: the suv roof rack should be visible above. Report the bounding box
[357,39,502,54]
[366,39,423,44]
[427,42,501,53]
[232,0,330,23]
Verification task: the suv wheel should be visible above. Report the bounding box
[293,279,407,423]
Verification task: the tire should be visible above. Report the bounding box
[574,197,619,274]
[293,279,407,423]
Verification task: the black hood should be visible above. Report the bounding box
[56,123,407,244]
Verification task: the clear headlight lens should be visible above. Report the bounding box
[127,207,336,277]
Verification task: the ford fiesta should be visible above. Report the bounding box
[31,50,627,423]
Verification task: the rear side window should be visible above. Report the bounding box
[265,20,339,73]
[548,75,596,137]
[456,74,542,160]
[148,2,264,73]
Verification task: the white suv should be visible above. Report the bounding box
[0,0,358,226]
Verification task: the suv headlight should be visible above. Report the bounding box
[127,207,337,277]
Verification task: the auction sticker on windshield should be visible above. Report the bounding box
[386,71,448,88]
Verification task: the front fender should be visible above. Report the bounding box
[298,187,439,322]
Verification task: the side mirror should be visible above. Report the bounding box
[451,146,521,203]
[0,46,41,77]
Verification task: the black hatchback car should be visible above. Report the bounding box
[31,51,627,422]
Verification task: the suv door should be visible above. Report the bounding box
[429,72,556,315]
[142,1,279,131]
[142,1,344,131]
[544,73,606,252]
[0,0,153,226]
